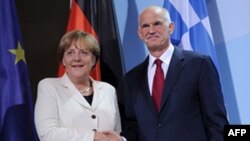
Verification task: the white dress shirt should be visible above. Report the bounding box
[147,44,174,95]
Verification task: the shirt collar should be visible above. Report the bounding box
[149,43,175,68]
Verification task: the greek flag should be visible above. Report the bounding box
[163,0,218,67]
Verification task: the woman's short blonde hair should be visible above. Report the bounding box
[57,30,100,67]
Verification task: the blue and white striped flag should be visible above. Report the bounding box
[163,0,218,67]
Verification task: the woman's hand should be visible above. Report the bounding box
[94,132,110,141]
[101,131,123,141]
[94,131,122,141]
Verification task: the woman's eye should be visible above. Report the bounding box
[80,51,89,56]
[66,51,73,55]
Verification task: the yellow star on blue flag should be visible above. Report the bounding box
[8,41,26,64]
[0,0,38,140]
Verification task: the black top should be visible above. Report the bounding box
[84,93,93,105]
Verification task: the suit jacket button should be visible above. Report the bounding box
[158,123,163,128]
[91,114,96,119]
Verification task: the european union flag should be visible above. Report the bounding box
[0,0,38,140]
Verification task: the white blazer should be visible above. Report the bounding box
[35,73,121,141]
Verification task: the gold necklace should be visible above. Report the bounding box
[79,87,90,94]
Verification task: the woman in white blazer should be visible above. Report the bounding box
[35,30,123,141]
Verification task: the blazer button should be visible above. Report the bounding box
[91,114,96,119]
[92,129,97,132]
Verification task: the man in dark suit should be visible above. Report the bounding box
[118,6,229,141]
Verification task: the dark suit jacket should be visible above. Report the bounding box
[119,47,229,141]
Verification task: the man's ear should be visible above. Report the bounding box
[137,28,143,40]
[168,22,175,34]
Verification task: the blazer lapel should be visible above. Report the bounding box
[60,74,92,109]
[160,48,185,113]
[91,79,105,110]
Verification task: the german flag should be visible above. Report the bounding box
[57,0,125,88]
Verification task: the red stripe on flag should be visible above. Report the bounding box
[57,0,101,80]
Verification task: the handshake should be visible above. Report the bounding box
[94,131,124,141]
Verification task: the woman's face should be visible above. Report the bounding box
[62,40,96,79]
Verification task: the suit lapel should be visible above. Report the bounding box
[160,48,185,113]
[137,57,159,115]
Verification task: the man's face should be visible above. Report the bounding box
[138,9,174,51]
